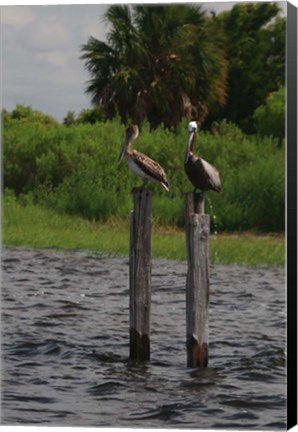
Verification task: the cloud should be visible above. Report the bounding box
[38,50,69,68]
[2,2,286,122]
[81,14,108,42]
[25,19,72,52]
[1,6,35,28]
[2,4,108,120]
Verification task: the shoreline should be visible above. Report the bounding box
[3,200,285,267]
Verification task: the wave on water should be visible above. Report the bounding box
[1,246,286,428]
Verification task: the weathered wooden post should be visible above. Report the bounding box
[185,192,210,367]
[129,187,152,360]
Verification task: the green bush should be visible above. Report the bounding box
[253,86,285,143]
[9,104,59,127]
[3,109,285,232]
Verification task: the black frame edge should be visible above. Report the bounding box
[287,1,298,430]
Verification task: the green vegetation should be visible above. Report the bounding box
[3,113,285,233]
[80,3,285,133]
[63,107,107,126]
[2,3,286,266]
[81,4,227,129]
[3,198,285,266]
[253,87,285,144]
[207,3,285,133]
[3,104,58,127]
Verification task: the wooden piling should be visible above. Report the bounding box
[185,192,210,367]
[129,187,152,360]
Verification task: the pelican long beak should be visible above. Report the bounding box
[118,134,130,162]
[185,131,194,164]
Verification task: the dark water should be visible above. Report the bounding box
[1,246,286,428]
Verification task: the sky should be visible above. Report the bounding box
[1,1,289,123]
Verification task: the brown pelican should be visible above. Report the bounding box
[185,121,221,193]
[118,125,169,191]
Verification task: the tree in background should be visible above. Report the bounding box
[5,104,58,127]
[63,107,107,126]
[77,107,107,124]
[80,4,227,129]
[63,111,77,126]
[205,2,285,133]
[253,86,285,144]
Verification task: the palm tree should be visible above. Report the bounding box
[80,4,227,129]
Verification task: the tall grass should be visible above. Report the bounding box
[3,117,285,232]
[3,197,285,266]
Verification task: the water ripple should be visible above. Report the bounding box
[1,246,286,428]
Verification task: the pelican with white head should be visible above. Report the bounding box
[184,120,221,193]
